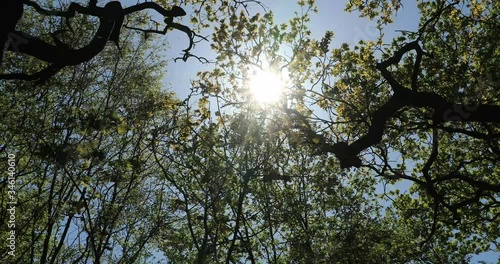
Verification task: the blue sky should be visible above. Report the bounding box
[162,0,422,100]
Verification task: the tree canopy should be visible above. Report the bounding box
[1,0,499,263]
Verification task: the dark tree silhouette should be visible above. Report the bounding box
[0,0,24,64]
[0,0,193,82]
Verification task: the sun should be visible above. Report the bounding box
[248,69,286,104]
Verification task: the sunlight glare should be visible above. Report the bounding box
[248,69,285,104]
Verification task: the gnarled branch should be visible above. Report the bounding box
[1,1,193,82]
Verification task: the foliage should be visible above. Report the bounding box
[1,0,499,263]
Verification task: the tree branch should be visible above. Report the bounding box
[325,41,500,168]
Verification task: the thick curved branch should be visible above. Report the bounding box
[287,40,500,168]
[2,1,191,81]
[2,2,123,81]
[23,1,186,20]
[347,97,406,163]
[438,125,500,140]
[0,0,24,65]
[434,173,500,193]
[326,41,500,168]
[167,22,194,52]
[0,64,62,84]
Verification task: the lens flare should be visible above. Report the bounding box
[248,69,285,104]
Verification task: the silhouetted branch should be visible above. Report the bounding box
[174,52,211,63]
[284,40,500,169]
[326,41,500,168]
[0,64,62,84]
[1,1,194,82]
[0,0,24,65]
[434,173,500,192]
